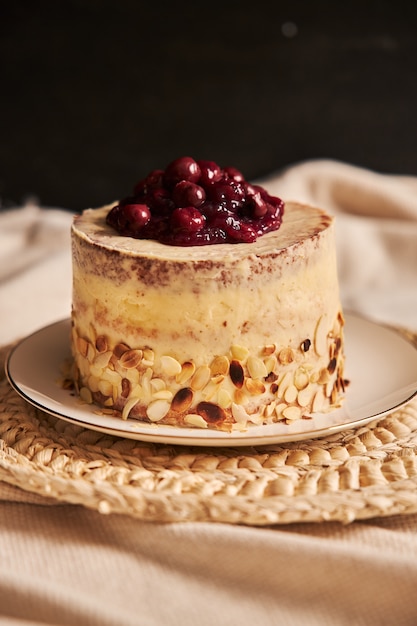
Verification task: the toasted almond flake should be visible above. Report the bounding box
[89,364,104,378]
[190,365,211,391]
[113,343,130,359]
[275,402,288,418]
[284,384,298,404]
[196,401,227,424]
[150,378,166,392]
[146,399,171,422]
[176,361,195,384]
[217,388,232,409]
[153,389,173,401]
[142,348,155,366]
[264,400,277,417]
[248,412,263,425]
[234,388,247,404]
[122,397,140,420]
[171,387,194,412]
[264,355,277,374]
[231,402,250,424]
[184,414,208,428]
[95,335,108,353]
[101,369,121,386]
[262,344,276,356]
[314,315,328,356]
[87,375,100,393]
[202,381,218,401]
[245,378,266,395]
[130,384,143,399]
[247,355,268,380]
[121,378,131,398]
[98,379,113,397]
[294,368,310,390]
[297,383,315,407]
[278,347,294,365]
[124,367,140,384]
[282,406,302,421]
[278,370,293,396]
[86,343,95,363]
[119,349,142,369]
[160,355,182,376]
[210,355,230,376]
[229,359,245,388]
[230,344,249,361]
[79,386,93,404]
[76,337,89,358]
[94,350,113,369]
[326,379,335,399]
[312,388,326,412]
[309,370,320,384]
[318,368,331,385]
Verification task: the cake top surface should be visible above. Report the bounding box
[72,201,333,263]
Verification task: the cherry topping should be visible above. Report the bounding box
[172,180,206,208]
[164,156,201,187]
[105,156,285,246]
[170,207,206,233]
[197,160,223,185]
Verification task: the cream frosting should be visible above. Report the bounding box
[70,201,346,429]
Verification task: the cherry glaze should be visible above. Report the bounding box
[106,156,284,246]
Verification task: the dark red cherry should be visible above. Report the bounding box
[172,180,206,208]
[170,207,206,233]
[147,187,175,215]
[117,203,151,233]
[247,191,268,218]
[164,157,201,186]
[197,160,223,186]
[223,217,257,243]
[207,180,245,210]
[223,166,245,182]
[133,169,164,196]
[106,204,121,229]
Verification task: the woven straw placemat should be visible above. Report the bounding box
[2,343,417,526]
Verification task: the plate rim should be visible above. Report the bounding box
[4,313,417,447]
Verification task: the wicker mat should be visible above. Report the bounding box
[2,345,417,526]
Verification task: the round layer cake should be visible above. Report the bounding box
[70,160,346,431]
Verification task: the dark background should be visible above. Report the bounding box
[1,0,416,212]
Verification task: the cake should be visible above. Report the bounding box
[70,157,346,431]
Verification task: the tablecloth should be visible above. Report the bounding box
[1,159,417,625]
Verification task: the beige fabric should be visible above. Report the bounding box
[1,160,417,625]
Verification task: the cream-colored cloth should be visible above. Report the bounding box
[1,160,417,625]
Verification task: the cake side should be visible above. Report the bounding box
[70,201,346,431]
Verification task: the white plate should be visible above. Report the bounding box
[5,313,417,447]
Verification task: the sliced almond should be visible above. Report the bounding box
[176,361,196,384]
[278,347,294,365]
[146,399,171,422]
[119,349,142,369]
[160,355,182,376]
[210,355,229,376]
[282,406,302,421]
[230,344,249,361]
[314,315,328,356]
[247,356,268,380]
[171,387,194,412]
[245,378,266,395]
